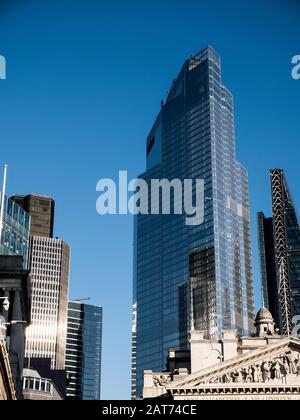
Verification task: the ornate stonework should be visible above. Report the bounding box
[168,338,300,400]
[143,309,300,400]
[144,337,300,400]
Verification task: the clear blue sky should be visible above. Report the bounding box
[0,0,299,400]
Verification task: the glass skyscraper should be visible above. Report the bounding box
[0,195,30,268]
[132,46,255,397]
[65,301,103,400]
[257,169,300,335]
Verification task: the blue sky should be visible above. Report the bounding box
[0,0,299,399]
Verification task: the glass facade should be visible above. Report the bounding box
[257,170,300,333]
[257,212,279,324]
[132,46,255,397]
[65,301,103,400]
[0,195,30,268]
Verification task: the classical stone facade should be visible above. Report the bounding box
[0,338,16,400]
[0,256,31,399]
[143,309,300,400]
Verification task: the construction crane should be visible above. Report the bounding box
[72,298,91,302]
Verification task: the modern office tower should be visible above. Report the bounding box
[25,237,70,370]
[257,212,279,326]
[132,46,255,397]
[11,194,55,238]
[65,301,103,400]
[0,196,30,268]
[257,169,300,336]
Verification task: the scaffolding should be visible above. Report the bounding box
[270,169,293,336]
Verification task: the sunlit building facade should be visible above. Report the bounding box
[25,237,70,369]
[132,46,255,397]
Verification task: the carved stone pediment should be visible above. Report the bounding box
[167,338,300,399]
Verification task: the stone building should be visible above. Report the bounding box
[143,308,300,400]
[22,368,63,400]
[0,255,31,399]
[0,337,16,400]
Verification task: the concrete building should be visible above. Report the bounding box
[24,357,67,399]
[143,308,300,400]
[11,194,55,238]
[11,192,70,394]
[25,237,70,370]
[22,368,63,400]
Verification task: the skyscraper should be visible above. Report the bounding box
[11,194,55,238]
[132,46,255,397]
[0,195,30,268]
[25,237,70,369]
[65,301,103,400]
[257,212,279,325]
[14,193,70,370]
[257,169,300,336]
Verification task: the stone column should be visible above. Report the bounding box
[9,290,25,399]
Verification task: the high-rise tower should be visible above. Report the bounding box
[257,169,300,336]
[132,46,255,397]
[65,301,103,400]
[25,237,70,369]
[12,194,70,370]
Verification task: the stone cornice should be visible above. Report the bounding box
[170,385,300,397]
[168,337,300,389]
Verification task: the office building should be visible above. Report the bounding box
[25,237,70,370]
[11,192,70,371]
[257,212,279,326]
[0,195,30,268]
[133,46,255,397]
[65,301,103,400]
[11,194,55,238]
[257,169,300,336]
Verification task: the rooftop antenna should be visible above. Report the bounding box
[0,164,8,247]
